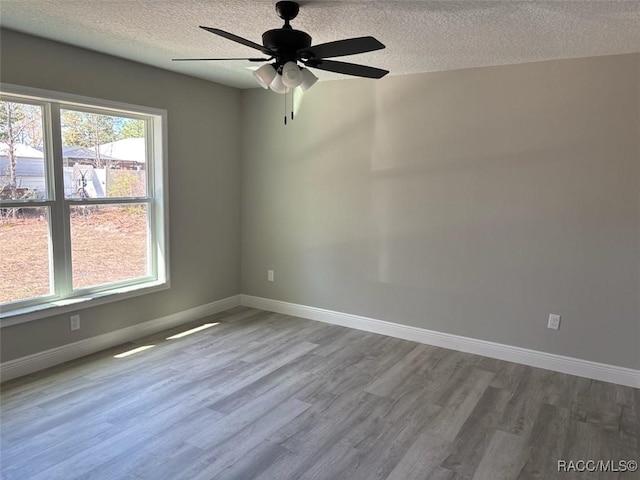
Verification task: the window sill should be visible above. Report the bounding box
[0,281,169,327]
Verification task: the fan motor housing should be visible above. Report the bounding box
[262,29,312,60]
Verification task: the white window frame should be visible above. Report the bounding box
[0,84,169,327]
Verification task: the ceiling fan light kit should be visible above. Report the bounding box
[281,61,304,88]
[269,73,289,94]
[174,1,388,122]
[299,68,319,92]
[253,63,277,89]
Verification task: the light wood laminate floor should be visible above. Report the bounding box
[1,307,638,480]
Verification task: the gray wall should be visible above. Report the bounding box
[0,29,242,361]
[241,54,640,369]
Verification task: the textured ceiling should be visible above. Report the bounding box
[1,0,639,89]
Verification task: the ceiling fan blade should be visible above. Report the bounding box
[304,59,389,79]
[172,58,269,62]
[199,26,275,56]
[299,36,385,59]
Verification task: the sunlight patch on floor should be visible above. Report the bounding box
[114,345,155,358]
[166,322,220,340]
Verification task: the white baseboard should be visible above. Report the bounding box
[4,293,638,388]
[0,295,241,382]
[240,295,640,388]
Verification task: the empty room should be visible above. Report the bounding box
[0,1,638,479]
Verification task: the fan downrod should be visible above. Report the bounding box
[263,1,310,56]
[276,1,300,23]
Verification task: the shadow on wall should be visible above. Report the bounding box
[242,59,639,366]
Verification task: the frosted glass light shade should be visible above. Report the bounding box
[269,74,289,94]
[253,64,277,89]
[300,68,318,92]
[281,61,303,88]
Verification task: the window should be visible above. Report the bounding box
[0,85,168,323]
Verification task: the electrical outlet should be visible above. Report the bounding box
[267,270,274,282]
[70,314,81,331]
[548,314,561,330]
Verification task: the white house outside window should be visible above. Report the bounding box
[0,85,168,324]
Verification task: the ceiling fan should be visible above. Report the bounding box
[173,1,389,94]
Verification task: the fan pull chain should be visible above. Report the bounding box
[282,90,296,126]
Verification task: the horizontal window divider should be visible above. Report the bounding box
[0,200,55,208]
[65,197,151,206]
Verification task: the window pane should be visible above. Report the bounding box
[0,101,47,200]
[0,207,52,304]
[70,204,149,290]
[60,109,147,199]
